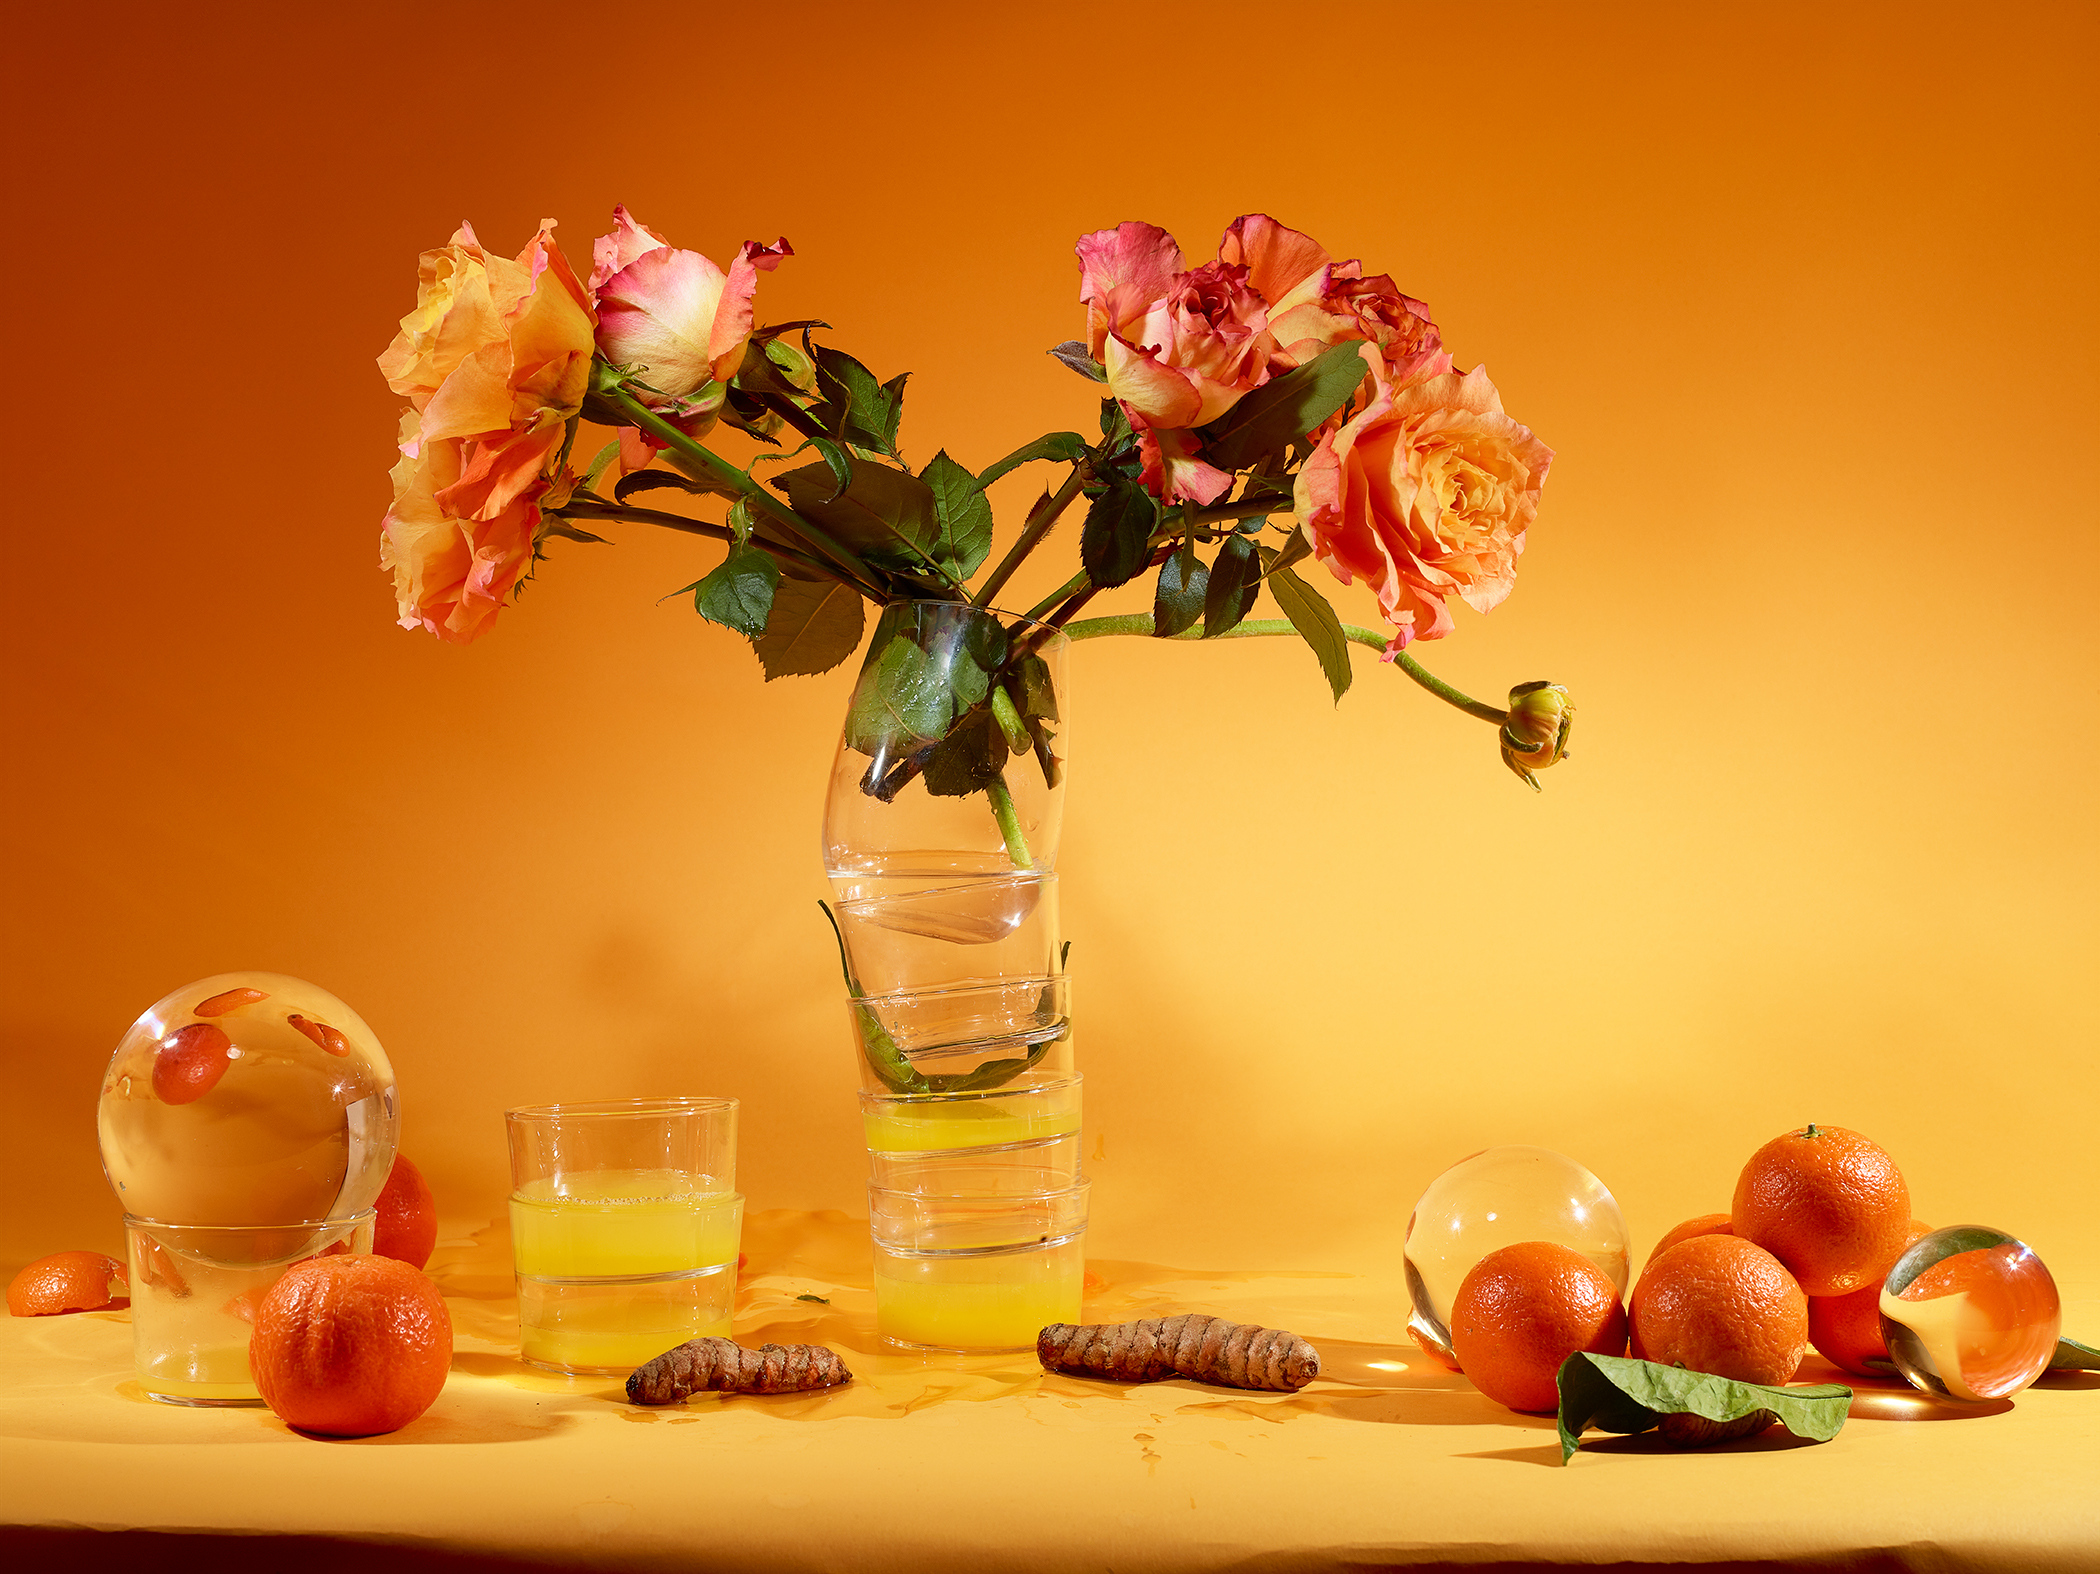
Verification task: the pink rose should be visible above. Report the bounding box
[1219,214,1446,379]
[591,207,791,430]
[1293,357,1552,649]
[376,220,596,642]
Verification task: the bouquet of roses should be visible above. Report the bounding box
[376,207,1572,841]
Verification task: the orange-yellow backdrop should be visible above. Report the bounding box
[3,2,2095,1294]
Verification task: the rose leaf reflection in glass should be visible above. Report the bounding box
[1404,1145,1630,1365]
[1878,1225,2062,1402]
[97,972,398,1226]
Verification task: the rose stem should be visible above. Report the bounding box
[972,463,1092,610]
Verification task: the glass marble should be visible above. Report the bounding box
[1404,1145,1631,1363]
[98,972,397,1225]
[1879,1225,2061,1402]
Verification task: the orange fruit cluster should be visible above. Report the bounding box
[1451,1122,1920,1416]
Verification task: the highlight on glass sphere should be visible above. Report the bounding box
[1403,1144,1631,1364]
[1878,1225,2062,1402]
[97,972,398,1226]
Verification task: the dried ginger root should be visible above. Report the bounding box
[626,1337,851,1404]
[1038,1315,1319,1392]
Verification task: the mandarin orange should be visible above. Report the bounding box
[1630,1234,1807,1385]
[1732,1124,1910,1296]
[1644,1212,1734,1268]
[7,1251,129,1316]
[1806,1218,1931,1377]
[251,1254,451,1436]
[1449,1241,1628,1413]
[373,1154,438,1270]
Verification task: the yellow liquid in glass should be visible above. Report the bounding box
[509,1170,741,1373]
[138,1347,259,1403]
[874,1236,1084,1350]
[862,1085,1080,1154]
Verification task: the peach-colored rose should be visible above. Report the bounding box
[379,412,542,644]
[1293,356,1553,649]
[376,220,596,642]
[592,207,791,425]
[1218,214,1446,379]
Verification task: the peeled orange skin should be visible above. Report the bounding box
[373,1155,438,1270]
[1631,1235,1808,1385]
[1731,1124,1910,1296]
[7,1251,129,1316]
[1449,1242,1628,1413]
[1644,1213,1734,1269]
[1807,1219,1932,1377]
[251,1255,452,1437]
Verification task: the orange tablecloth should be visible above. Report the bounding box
[4,1211,2096,1573]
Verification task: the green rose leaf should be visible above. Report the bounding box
[977,431,1089,490]
[1198,341,1374,471]
[1081,475,1157,590]
[922,449,996,580]
[776,456,944,577]
[1203,533,1261,637]
[1263,553,1353,703]
[752,568,866,680]
[688,543,781,638]
[845,631,954,757]
[1555,1353,1853,1466]
[813,346,907,456]
[923,709,1011,798]
[2048,1336,2100,1372]
[1004,652,1063,790]
[1152,542,1208,637]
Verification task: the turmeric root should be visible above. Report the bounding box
[625,1337,851,1404]
[1038,1315,1320,1391]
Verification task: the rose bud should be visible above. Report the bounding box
[1501,681,1573,789]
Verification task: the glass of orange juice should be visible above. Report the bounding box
[504,1098,742,1375]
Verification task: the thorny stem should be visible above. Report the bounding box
[984,774,1035,869]
[555,499,842,584]
[1058,615,1510,725]
[973,462,1092,610]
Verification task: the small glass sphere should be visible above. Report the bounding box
[1879,1225,2061,1401]
[1404,1145,1631,1363]
[98,972,397,1225]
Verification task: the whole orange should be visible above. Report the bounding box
[251,1255,452,1436]
[373,1155,438,1270]
[1732,1123,1910,1296]
[7,1251,129,1316]
[1449,1241,1628,1413]
[1644,1213,1734,1268]
[1807,1218,1932,1377]
[1630,1234,1807,1385]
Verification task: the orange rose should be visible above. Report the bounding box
[1293,356,1552,649]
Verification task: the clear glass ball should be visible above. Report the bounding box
[1879,1225,2061,1401]
[1405,1145,1631,1363]
[98,972,397,1225]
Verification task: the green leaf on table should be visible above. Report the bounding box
[686,543,780,638]
[752,569,866,680]
[2049,1336,2100,1371]
[922,709,1011,798]
[1152,541,1208,637]
[1263,554,1352,702]
[776,456,944,578]
[1199,341,1374,471]
[922,449,996,579]
[978,431,1088,490]
[1081,475,1157,590]
[813,346,907,456]
[1049,341,1108,382]
[1555,1353,1853,1466]
[1203,533,1261,637]
[845,632,954,756]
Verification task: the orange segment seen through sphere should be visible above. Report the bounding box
[251,1255,452,1437]
[1892,1243,2062,1400]
[1448,1241,1628,1413]
[7,1251,130,1316]
[152,1023,233,1105]
[1807,1219,1931,1377]
[1731,1124,1911,1296]
[1644,1212,1734,1268]
[1630,1234,1807,1386]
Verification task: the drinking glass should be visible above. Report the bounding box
[505,1097,742,1375]
[868,1181,1089,1352]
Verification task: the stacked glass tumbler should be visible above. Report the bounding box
[96,973,397,1403]
[824,603,1087,1351]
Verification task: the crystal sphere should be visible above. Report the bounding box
[1879,1225,2061,1401]
[98,972,397,1225]
[1405,1145,1631,1363]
